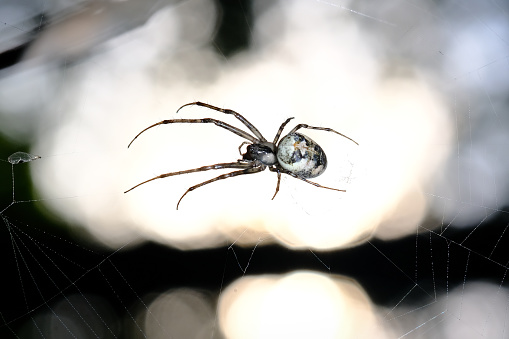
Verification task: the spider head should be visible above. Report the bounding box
[242,142,277,166]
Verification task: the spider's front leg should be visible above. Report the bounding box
[176,166,265,210]
[177,102,268,142]
[127,118,258,148]
[124,161,256,193]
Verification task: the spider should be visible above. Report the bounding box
[125,102,358,209]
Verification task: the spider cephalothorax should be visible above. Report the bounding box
[125,102,358,209]
[242,142,277,165]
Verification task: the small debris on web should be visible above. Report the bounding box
[7,152,42,165]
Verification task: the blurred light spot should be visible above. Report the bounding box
[143,288,216,339]
[218,271,389,339]
[19,294,118,338]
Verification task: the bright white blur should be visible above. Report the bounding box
[0,0,454,249]
[217,271,388,339]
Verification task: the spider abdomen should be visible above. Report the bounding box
[276,133,327,178]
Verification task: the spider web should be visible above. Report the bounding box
[1,0,509,338]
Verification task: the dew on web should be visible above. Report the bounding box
[7,152,41,165]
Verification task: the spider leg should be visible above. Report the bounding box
[177,101,268,142]
[238,141,251,156]
[272,117,294,144]
[288,124,359,145]
[127,118,258,148]
[124,161,256,193]
[176,166,265,210]
[272,167,347,193]
[269,167,282,200]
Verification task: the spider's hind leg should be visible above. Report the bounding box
[288,124,358,145]
[268,167,282,200]
[272,168,346,194]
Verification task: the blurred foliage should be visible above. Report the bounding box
[214,0,253,57]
